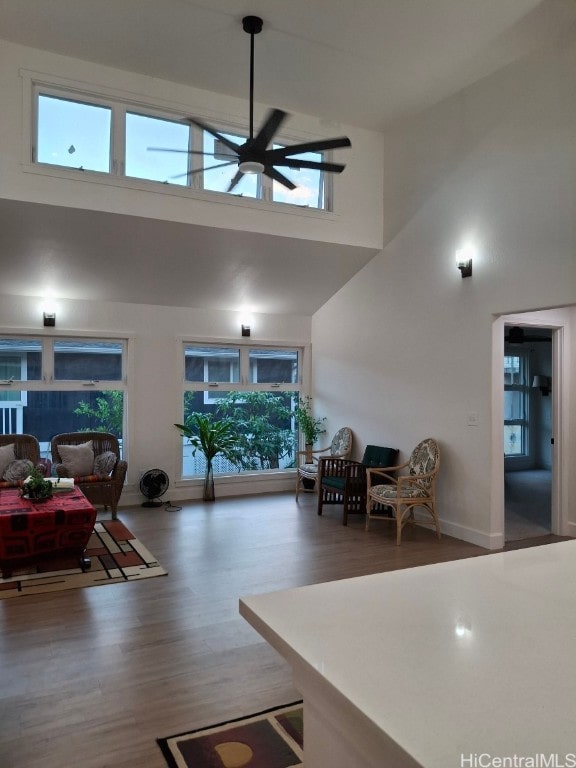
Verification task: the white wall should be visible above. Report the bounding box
[312,37,576,548]
[0,294,311,506]
[0,39,383,251]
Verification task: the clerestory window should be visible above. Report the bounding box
[33,85,332,210]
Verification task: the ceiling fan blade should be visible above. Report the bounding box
[251,109,288,150]
[270,137,351,159]
[227,169,245,192]
[263,166,297,190]
[273,158,346,173]
[171,160,238,180]
[185,117,242,155]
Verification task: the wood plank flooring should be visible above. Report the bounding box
[0,493,505,767]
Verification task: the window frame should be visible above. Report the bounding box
[29,79,334,211]
[36,91,113,173]
[180,341,305,480]
[504,350,530,459]
[0,333,129,457]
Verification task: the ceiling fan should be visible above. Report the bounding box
[150,15,351,192]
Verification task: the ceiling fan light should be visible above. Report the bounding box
[238,160,265,174]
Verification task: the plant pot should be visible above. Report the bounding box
[203,463,215,502]
[305,444,314,463]
[22,492,53,503]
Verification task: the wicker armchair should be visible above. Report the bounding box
[366,437,441,545]
[317,444,399,525]
[0,433,48,488]
[295,427,353,499]
[51,432,127,519]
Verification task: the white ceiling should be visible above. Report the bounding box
[0,0,572,315]
[0,0,563,130]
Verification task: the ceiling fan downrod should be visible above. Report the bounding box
[242,15,263,141]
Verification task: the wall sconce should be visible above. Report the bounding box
[240,310,253,337]
[42,300,56,327]
[456,247,473,278]
[532,375,550,396]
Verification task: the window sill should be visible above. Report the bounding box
[22,162,338,222]
[176,469,295,487]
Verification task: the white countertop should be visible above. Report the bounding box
[240,541,576,767]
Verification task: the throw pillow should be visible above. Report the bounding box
[93,450,117,477]
[58,441,94,477]
[3,459,33,484]
[0,443,15,478]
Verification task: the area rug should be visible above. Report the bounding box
[158,702,303,768]
[0,519,167,599]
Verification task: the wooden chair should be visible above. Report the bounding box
[295,426,352,499]
[317,444,399,525]
[366,437,441,545]
[51,432,127,519]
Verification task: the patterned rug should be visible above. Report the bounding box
[158,703,303,768]
[0,519,167,599]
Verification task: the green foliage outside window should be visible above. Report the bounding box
[74,391,123,436]
[182,390,296,472]
[215,391,295,470]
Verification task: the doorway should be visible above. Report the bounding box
[503,324,553,542]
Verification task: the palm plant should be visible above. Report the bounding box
[175,414,238,501]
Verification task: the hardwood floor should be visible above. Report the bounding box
[1,492,492,768]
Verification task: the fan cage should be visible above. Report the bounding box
[140,469,169,507]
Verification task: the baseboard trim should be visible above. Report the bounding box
[439,518,503,550]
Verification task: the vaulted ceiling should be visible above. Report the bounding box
[0,0,571,314]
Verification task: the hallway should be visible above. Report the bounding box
[505,469,552,541]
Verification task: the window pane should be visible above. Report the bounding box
[126,112,190,185]
[249,349,298,384]
[504,355,522,385]
[181,390,297,475]
[37,94,111,172]
[0,339,42,381]
[20,390,124,455]
[54,341,123,381]
[504,425,523,456]
[272,147,324,209]
[184,346,240,383]
[202,131,258,198]
[504,391,524,421]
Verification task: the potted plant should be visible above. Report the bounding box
[21,467,53,502]
[294,396,326,462]
[175,414,238,501]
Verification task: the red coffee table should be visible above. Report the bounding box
[0,487,97,578]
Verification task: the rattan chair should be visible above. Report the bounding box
[295,426,353,499]
[366,437,441,545]
[0,433,48,487]
[51,432,127,519]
